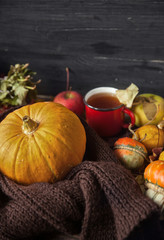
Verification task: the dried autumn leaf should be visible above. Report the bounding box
[116,83,139,108]
[0,63,41,107]
[149,147,164,162]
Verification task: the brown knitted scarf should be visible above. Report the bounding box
[0,108,162,240]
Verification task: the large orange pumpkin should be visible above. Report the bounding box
[0,102,86,185]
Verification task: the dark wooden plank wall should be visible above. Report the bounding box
[0,0,164,97]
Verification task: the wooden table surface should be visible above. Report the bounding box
[0,0,164,98]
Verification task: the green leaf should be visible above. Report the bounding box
[14,85,28,105]
[0,91,9,100]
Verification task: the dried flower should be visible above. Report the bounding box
[0,63,41,106]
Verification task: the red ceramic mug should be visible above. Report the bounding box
[84,87,135,137]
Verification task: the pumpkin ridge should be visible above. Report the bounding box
[157,168,164,185]
[32,132,57,179]
[0,131,22,149]
[29,103,46,121]
[14,110,28,121]
[29,102,58,122]
[114,145,147,160]
[14,136,27,182]
[0,111,22,126]
[42,128,81,164]
[155,163,164,185]
[0,123,20,127]
[0,134,24,181]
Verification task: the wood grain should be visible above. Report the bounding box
[0,0,164,98]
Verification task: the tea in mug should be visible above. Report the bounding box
[87,92,121,109]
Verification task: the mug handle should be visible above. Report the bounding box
[122,107,135,128]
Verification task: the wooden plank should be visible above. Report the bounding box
[0,0,164,97]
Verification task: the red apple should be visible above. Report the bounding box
[53,67,85,116]
[54,90,85,116]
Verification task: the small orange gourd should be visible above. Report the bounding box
[144,160,164,209]
[0,102,86,185]
[114,137,148,170]
[144,160,164,194]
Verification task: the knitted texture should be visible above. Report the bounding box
[0,108,162,240]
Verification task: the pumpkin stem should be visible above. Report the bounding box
[128,123,138,140]
[128,124,148,143]
[22,116,39,134]
[139,133,147,142]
